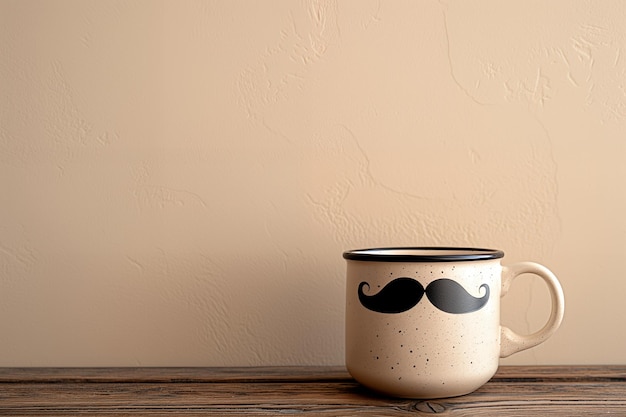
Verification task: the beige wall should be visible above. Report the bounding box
[1,0,625,366]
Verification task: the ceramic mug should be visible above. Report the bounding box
[344,247,565,399]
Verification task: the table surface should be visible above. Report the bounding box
[1,366,625,416]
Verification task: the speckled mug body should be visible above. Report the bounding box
[345,255,501,399]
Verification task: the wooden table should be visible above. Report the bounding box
[1,366,625,416]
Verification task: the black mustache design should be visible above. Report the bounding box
[358,278,490,314]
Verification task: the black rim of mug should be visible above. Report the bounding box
[342,247,505,262]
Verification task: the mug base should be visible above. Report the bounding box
[347,365,494,399]
[358,382,480,400]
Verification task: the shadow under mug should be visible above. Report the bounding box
[344,247,565,399]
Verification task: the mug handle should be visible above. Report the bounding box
[500,262,565,358]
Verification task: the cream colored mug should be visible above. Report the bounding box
[344,247,565,399]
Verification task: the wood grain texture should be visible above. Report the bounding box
[0,366,625,416]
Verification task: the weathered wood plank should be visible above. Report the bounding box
[1,365,624,382]
[0,366,350,383]
[0,366,624,416]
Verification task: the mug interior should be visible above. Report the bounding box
[343,247,504,262]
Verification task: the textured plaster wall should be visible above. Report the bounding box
[1,0,625,366]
